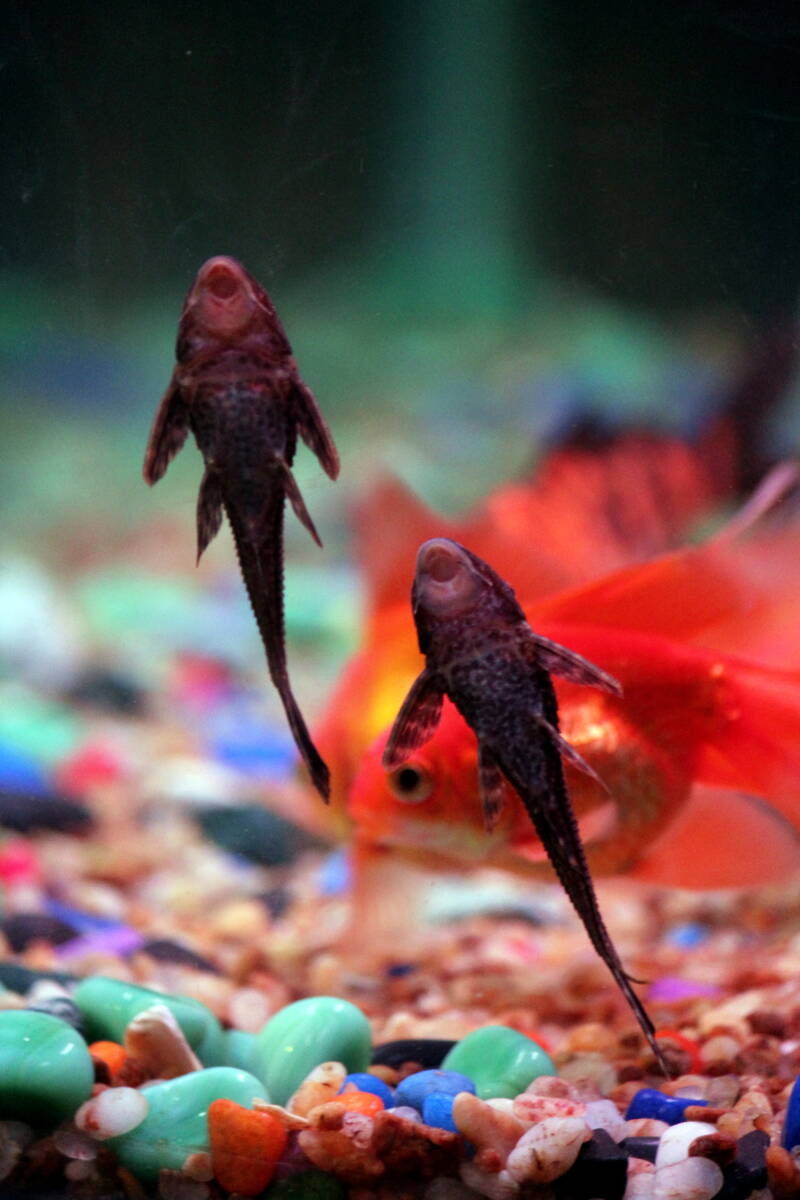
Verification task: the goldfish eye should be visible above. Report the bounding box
[388,764,433,804]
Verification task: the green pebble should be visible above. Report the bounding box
[442,1024,555,1099]
[223,1028,260,1074]
[266,1169,346,1198]
[253,996,371,1105]
[0,1010,93,1125]
[109,1066,267,1182]
[73,976,225,1065]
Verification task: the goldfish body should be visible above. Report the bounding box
[143,256,339,798]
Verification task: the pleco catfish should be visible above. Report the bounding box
[143,256,339,799]
[384,536,669,1074]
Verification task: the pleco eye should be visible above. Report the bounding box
[388,764,433,804]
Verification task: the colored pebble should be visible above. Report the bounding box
[74,975,226,1066]
[622,1135,661,1163]
[208,1097,287,1195]
[1,911,78,950]
[253,996,371,1105]
[0,1010,94,1125]
[626,1087,709,1126]
[653,1028,704,1073]
[442,1024,555,1099]
[394,1069,476,1112]
[195,804,323,867]
[718,1130,769,1199]
[26,993,85,1034]
[138,937,220,974]
[336,1089,385,1117]
[224,1028,260,1074]
[89,1040,129,1080]
[781,1073,800,1150]
[108,1066,267,1182]
[65,667,146,715]
[553,1128,628,1200]
[0,788,91,834]
[422,1091,459,1133]
[0,963,76,992]
[654,1120,718,1169]
[371,1037,456,1069]
[339,1072,394,1107]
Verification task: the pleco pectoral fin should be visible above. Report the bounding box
[276,459,323,547]
[532,713,610,794]
[292,380,340,480]
[143,377,189,485]
[196,470,224,562]
[383,670,444,769]
[477,743,507,832]
[530,633,623,696]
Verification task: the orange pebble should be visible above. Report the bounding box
[337,1089,385,1117]
[89,1040,128,1080]
[208,1098,288,1196]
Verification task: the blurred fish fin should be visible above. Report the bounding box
[291,379,340,480]
[478,743,507,832]
[196,470,224,562]
[356,474,448,616]
[627,785,800,888]
[383,670,444,769]
[143,375,189,484]
[531,713,610,794]
[276,458,322,547]
[345,842,430,961]
[693,660,800,830]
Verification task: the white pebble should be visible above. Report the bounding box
[459,1162,520,1199]
[75,1088,149,1139]
[654,1157,724,1199]
[655,1121,718,1169]
[583,1098,627,1142]
[625,1118,669,1138]
[506,1116,590,1184]
[624,1167,655,1199]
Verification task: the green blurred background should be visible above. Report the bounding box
[2,0,800,543]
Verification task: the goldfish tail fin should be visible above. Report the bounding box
[143,376,189,485]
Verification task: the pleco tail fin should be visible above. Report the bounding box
[225,496,331,800]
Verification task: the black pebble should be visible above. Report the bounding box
[1,913,79,952]
[27,995,85,1035]
[554,1129,628,1200]
[620,1135,660,1163]
[65,667,146,716]
[716,1129,770,1200]
[195,805,326,866]
[0,964,77,992]
[0,789,92,835]
[255,886,292,920]
[139,937,220,974]
[370,1038,456,1069]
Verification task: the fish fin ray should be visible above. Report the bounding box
[477,742,507,832]
[291,379,340,480]
[276,458,322,547]
[196,470,224,562]
[383,670,444,769]
[531,713,611,794]
[143,376,189,484]
[530,633,623,695]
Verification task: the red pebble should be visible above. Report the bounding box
[89,1040,129,1082]
[208,1098,287,1196]
[56,744,125,794]
[338,1089,385,1117]
[0,838,41,886]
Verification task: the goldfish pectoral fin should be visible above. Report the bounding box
[477,743,507,832]
[531,633,623,696]
[276,459,323,547]
[628,785,800,889]
[292,380,340,480]
[383,670,444,769]
[532,713,611,794]
[143,376,189,485]
[196,470,224,562]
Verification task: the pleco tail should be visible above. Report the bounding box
[501,747,669,1076]
[225,495,331,800]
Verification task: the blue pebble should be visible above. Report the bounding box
[0,741,49,794]
[318,849,352,896]
[340,1073,394,1107]
[666,922,709,949]
[394,1069,475,1112]
[422,1091,459,1133]
[625,1087,708,1126]
[782,1076,800,1150]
